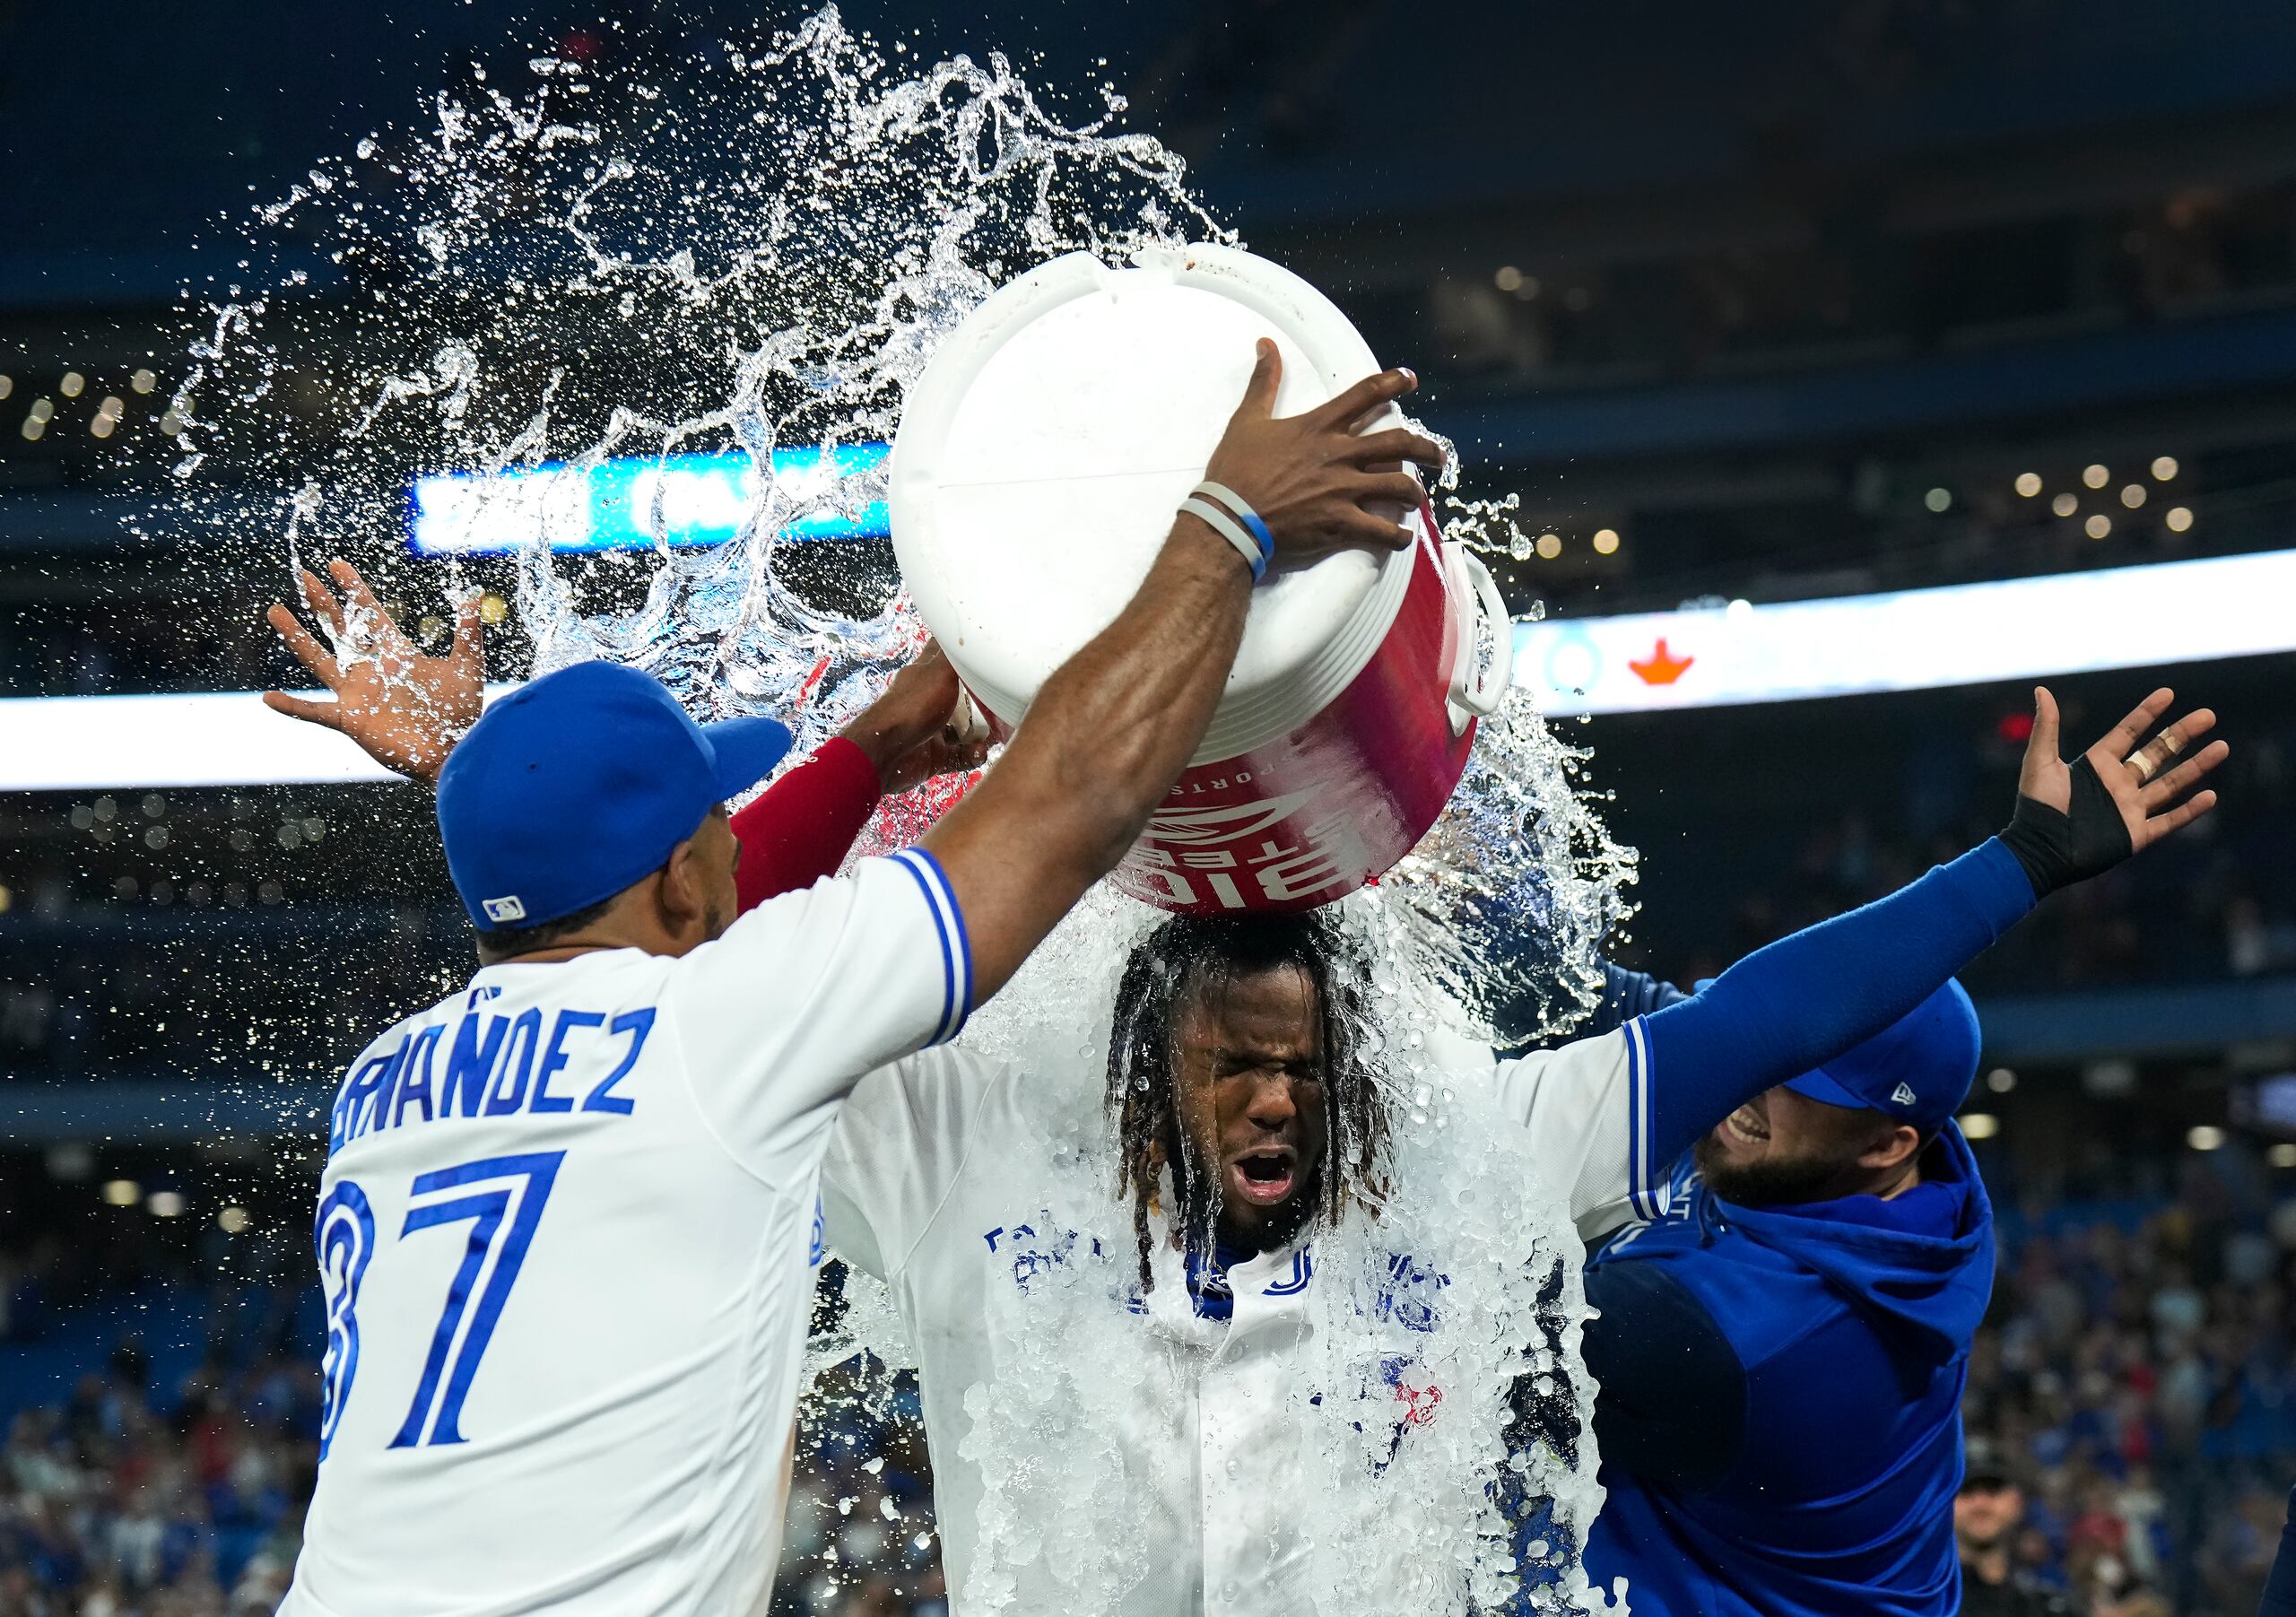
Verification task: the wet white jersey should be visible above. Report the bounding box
[282,851,970,1617]
[819,1018,1657,1615]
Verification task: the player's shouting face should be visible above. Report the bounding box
[1108,911,1387,1287]
[1171,962,1331,1248]
[1692,1085,1910,1207]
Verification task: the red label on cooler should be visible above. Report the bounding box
[1110,533,1476,914]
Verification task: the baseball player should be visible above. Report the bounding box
[258,344,1447,1616]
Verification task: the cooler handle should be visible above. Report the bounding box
[949,684,994,746]
[1444,543,1514,733]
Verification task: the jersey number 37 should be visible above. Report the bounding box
[317,1152,564,1461]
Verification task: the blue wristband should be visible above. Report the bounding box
[1180,497,1269,581]
[1191,481,1276,579]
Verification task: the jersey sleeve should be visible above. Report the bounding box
[729,736,881,913]
[819,1045,1007,1282]
[668,848,973,1185]
[1488,1020,1661,1244]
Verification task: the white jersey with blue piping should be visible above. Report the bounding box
[282,850,969,1617]
[818,1015,1656,1614]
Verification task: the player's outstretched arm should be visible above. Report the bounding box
[729,640,987,911]
[1633,686,2227,1169]
[921,342,1443,1005]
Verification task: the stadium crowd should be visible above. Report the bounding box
[1640,703,2296,998]
[1957,1153,2296,1616]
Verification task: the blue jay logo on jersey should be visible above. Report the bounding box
[315,1181,378,1463]
[982,1216,1109,1294]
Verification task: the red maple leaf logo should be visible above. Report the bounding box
[1630,638,1694,685]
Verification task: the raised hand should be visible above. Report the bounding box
[263,560,483,787]
[2024,685,2227,851]
[2005,685,2229,895]
[839,639,993,795]
[1198,340,1449,569]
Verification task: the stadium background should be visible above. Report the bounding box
[4,1,2296,1612]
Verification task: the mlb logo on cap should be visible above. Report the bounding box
[483,896,529,925]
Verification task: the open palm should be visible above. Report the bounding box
[2018,685,2228,855]
[263,560,484,787]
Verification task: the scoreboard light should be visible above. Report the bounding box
[408,443,890,558]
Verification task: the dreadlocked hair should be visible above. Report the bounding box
[1106,909,1390,1293]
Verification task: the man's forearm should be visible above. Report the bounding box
[1639,838,2035,1166]
[1007,516,1248,874]
[918,516,1248,999]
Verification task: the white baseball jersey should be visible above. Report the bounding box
[282,851,971,1617]
[819,1017,1659,1614]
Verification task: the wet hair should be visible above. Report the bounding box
[1106,910,1389,1291]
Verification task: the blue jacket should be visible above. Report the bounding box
[2264,1489,2296,1616]
[1579,1126,1995,1616]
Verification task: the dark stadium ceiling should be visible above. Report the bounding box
[6,0,2296,295]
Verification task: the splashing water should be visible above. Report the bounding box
[1377,683,1639,1050]
[187,9,1640,1612]
[175,5,1222,750]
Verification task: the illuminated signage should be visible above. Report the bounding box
[408,443,890,557]
[1514,548,2296,716]
[4,549,2290,790]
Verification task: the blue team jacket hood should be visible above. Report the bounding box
[1710,1121,1993,1368]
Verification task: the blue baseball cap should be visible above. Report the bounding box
[436,661,793,931]
[1780,978,1983,1137]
